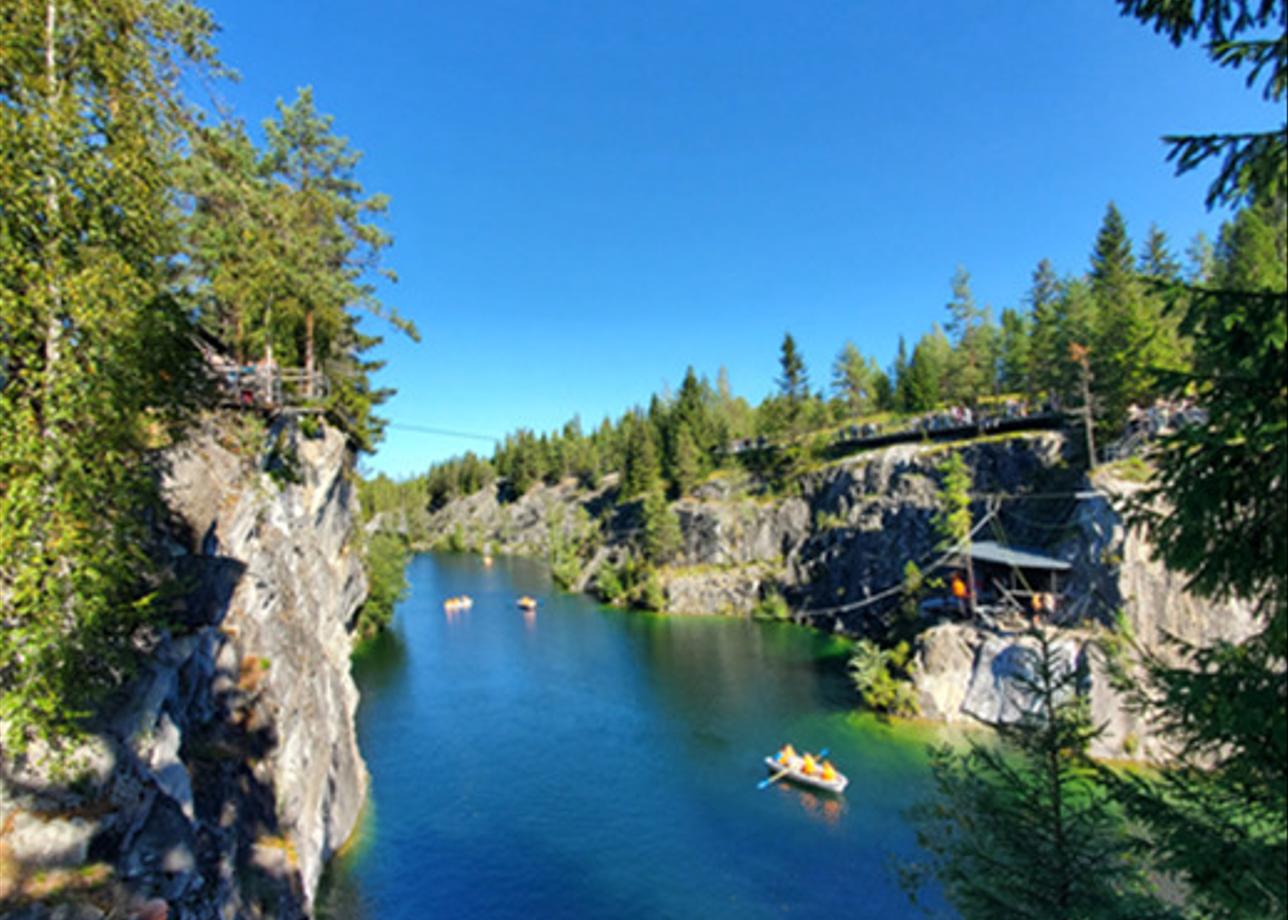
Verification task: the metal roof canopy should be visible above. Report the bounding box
[962,540,1071,572]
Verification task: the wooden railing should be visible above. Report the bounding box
[207,358,328,413]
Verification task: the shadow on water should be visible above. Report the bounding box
[351,628,409,690]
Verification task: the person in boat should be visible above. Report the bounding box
[820,761,837,782]
[801,754,817,776]
[777,744,797,764]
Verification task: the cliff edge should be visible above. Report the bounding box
[2,416,368,918]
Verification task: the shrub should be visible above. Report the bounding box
[848,639,919,716]
[752,592,791,621]
[355,531,409,641]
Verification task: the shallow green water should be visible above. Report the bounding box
[319,552,946,918]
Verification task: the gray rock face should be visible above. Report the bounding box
[1,416,367,917]
[420,431,1253,764]
[664,566,769,616]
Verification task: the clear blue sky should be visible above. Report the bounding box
[204,0,1277,477]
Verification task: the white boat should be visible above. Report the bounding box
[763,753,848,794]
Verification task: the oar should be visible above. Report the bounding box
[758,747,828,790]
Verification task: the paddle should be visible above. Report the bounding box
[758,747,828,790]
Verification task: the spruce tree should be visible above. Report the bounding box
[671,423,702,498]
[776,332,809,406]
[1139,224,1181,280]
[641,488,682,566]
[998,307,1033,396]
[1109,4,1286,916]
[1090,201,1136,303]
[1027,259,1064,401]
[621,415,662,500]
[1089,203,1152,434]
[902,630,1173,920]
[892,335,912,412]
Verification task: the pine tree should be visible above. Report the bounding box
[671,423,702,498]
[831,341,875,416]
[621,415,662,500]
[258,87,419,450]
[776,332,809,407]
[0,0,218,748]
[945,267,996,405]
[1139,224,1181,280]
[902,630,1172,920]
[906,326,952,411]
[1027,259,1064,401]
[1088,203,1152,434]
[998,307,1033,396]
[892,335,912,412]
[641,488,682,566]
[1090,201,1136,303]
[1185,231,1216,283]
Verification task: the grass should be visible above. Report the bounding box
[1101,455,1154,484]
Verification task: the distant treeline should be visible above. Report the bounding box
[371,194,1279,511]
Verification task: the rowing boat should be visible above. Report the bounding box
[763,752,848,794]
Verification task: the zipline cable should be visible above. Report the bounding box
[385,422,499,443]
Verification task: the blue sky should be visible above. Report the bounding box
[203,0,1278,477]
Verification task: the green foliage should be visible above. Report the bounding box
[847,639,919,716]
[426,452,495,509]
[751,592,791,621]
[621,415,663,500]
[670,422,702,498]
[831,341,886,416]
[355,531,409,642]
[944,266,997,406]
[185,88,418,453]
[0,0,217,751]
[898,560,929,635]
[594,555,665,611]
[1116,0,1286,209]
[1118,188,1288,920]
[594,563,629,606]
[902,629,1173,919]
[641,489,683,565]
[548,507,599,591]
[933,452,974,551]
[776,332,810,406]
[265,429,303,487]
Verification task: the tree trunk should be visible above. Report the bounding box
[42,0,62,436]
[305,308,315,399]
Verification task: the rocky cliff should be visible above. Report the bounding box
[416,431,1255,760]
[1,416,368,918]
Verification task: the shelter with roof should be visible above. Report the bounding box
[950,540,1071,619]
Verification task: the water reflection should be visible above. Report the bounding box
[349,629,407,694]
[775,784,847,826]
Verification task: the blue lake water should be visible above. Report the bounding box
[318,552,945,918]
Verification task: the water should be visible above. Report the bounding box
[319,553,946,919]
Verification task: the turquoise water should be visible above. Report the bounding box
[319,553,944,918]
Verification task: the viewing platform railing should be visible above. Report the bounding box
[207,357,328,414]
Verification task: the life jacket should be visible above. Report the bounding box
[821,762,836,781]
[802,755,816,775]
